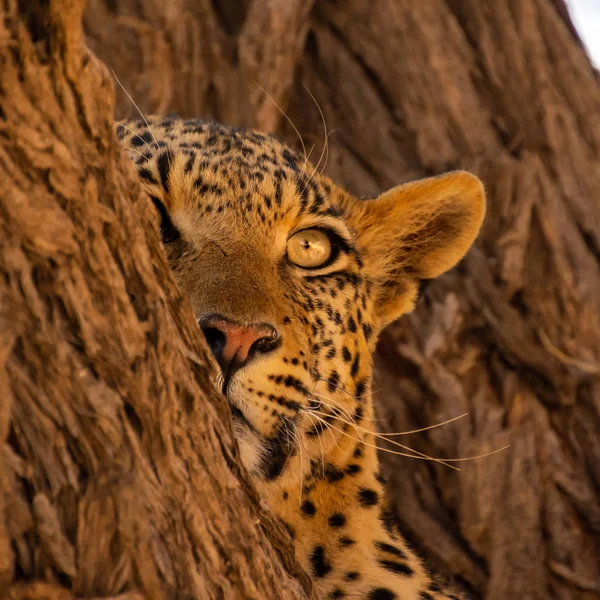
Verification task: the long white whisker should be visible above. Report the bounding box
[301,409,458,469]
[279,418,297,477]
[306,408,456,470]
[111,69,159,149]
[115,120,154,153]
[306,408,509,466]
[297,421,306,507]
[310,410,344,453]
[121,146,150,160]
[311,391,469,437]
[309,391,358,426]
[302,84,328,191]
[253,80,307,166]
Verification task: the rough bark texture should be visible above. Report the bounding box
[0,1,312,599]
[85,1,600,599]
[2,0,599,599]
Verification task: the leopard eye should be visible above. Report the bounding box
[287,229,332,268]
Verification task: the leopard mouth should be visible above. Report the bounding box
[220,353,248,396]
[226,388,255,432]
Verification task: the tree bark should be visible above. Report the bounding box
[0,1,312,599]
[85,1,600,599]
[3,0,599,599]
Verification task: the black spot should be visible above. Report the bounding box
[378,559,414,576]
[358,488,379,507]
[419,593,434,600]
[368,589,397,600]
[149,195,180,243]
[353,406,364,422]
[355,378,368,399]
[130,130,153,147]
[301,500,316,516]
[339,536,355,547]
[345,464,361,475]
[184,156,195,174]
[310,545,332,578]
[327,371,340,392]
[325,464,345,482]
[138,167,157,184]
[373,541,408,560]
[342,347,352,362]
[328,513,346,528]
[307,420,327,438]
[347,316,357,332]
[344,571,360,581]
[428,582,442,593]
[282,491,288,500]
[328,589,345,599]
[259,418,297,480]
[277,375,309,396]
[375,472,387,484]
[274,180,283,204]
[353,445,364,458]
[350,354,360,378]
[156,150,173,192]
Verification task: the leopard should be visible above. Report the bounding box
[117,114,485,600]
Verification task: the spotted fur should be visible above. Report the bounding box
[117,115,485,600]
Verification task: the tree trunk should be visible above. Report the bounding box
[3,1,599,600]
[86,0,600,599]
[0,1,311,599]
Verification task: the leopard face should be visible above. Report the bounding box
[117,116,485,492]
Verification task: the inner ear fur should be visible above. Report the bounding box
[347,170,486,325]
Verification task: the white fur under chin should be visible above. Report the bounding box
[233,421,266,473]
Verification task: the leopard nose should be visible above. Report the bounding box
[197,314,281,379]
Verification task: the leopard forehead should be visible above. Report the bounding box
[117,115,345,224]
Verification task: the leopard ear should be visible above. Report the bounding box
[347,171,485,327]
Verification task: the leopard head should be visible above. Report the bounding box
[118,116,485,487]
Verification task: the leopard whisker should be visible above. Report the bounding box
[307,408,509,466]
[253,80,308,166]
[311,409,343,454]
[121,146,151,160]
[311,392,469,436]
[301,409,461,470]
[319,129,341,176]
[115,120,154,153]
[296,417,307,506]
[302,83,329,191]
[111,69,159,149]
[312,375,372,402]
[421,445,511,463]
[308,391,359,427]
[306,408,457,470]
[279,417,298,478]
[303,409,361,455]
[313,410,326,478]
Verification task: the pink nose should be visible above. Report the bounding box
[198,314,280,378]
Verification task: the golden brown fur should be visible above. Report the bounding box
[117,115,485,600]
